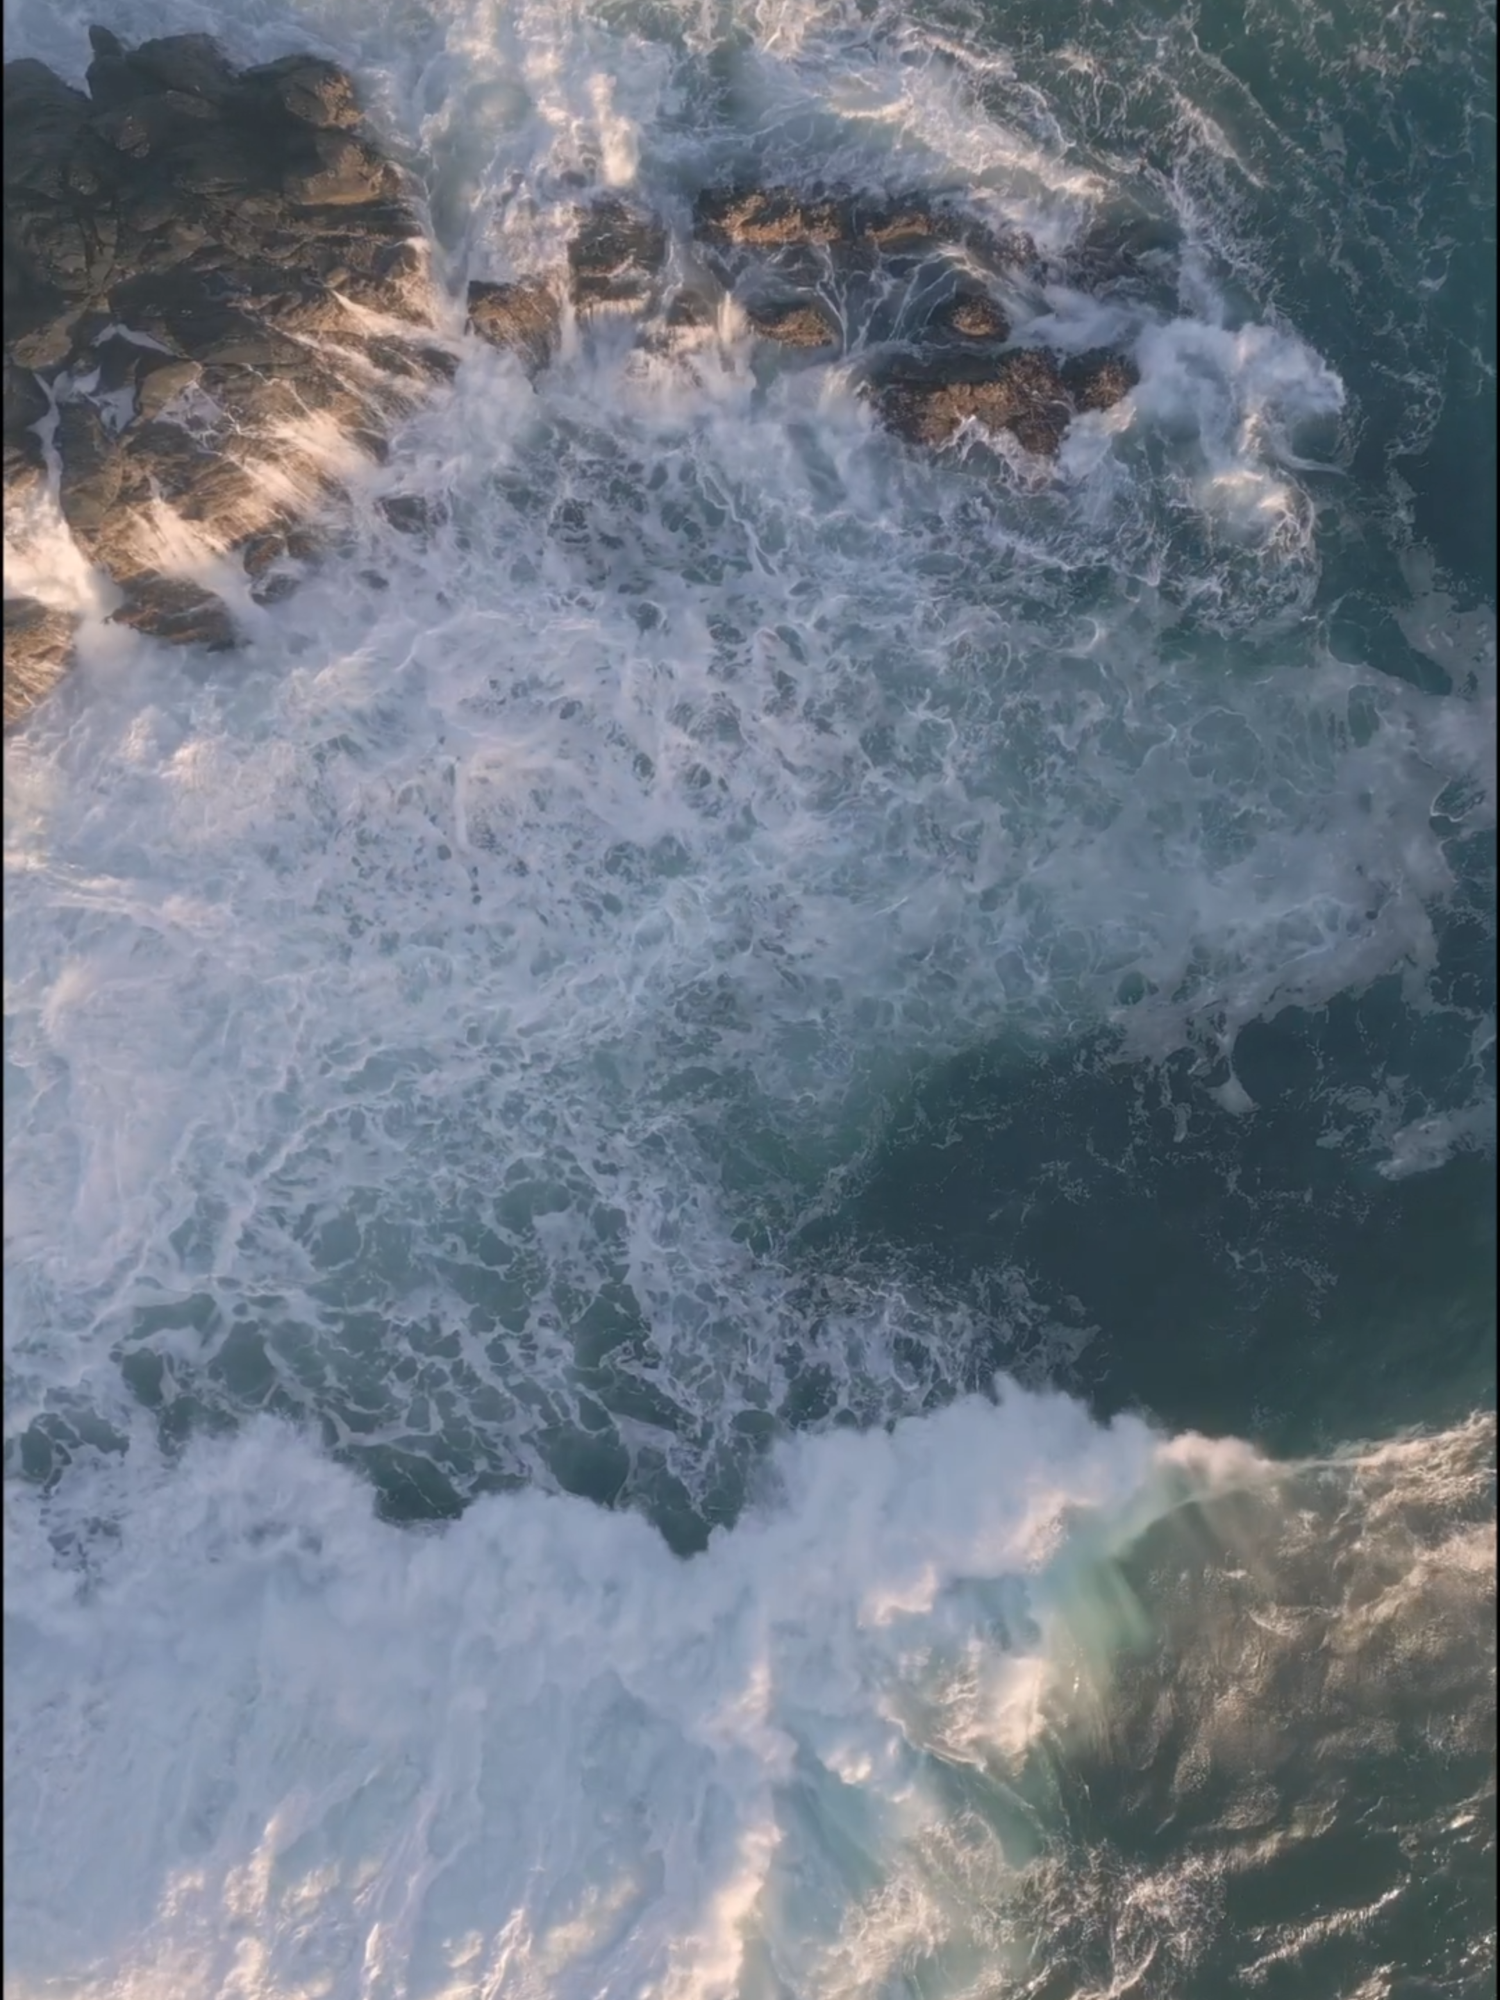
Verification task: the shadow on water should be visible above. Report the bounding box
[805,974,1495,1457]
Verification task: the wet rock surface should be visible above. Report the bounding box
[872,346,1137,455]
[692,185,1033,267]
[4,28,446,725]
[686,180,1133,454]
[873,349,1075,455]
[1061,349,1142,413]
[466,277,560,370]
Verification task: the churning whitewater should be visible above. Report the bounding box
[4,0,1495,1992]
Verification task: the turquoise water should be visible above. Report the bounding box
[4,0,1494,1992]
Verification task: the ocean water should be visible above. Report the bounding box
[3,0,1495,1993]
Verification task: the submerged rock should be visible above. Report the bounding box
[3,28,447,724]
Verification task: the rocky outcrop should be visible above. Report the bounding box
[1061,349,1141,413]
[930,291,1010,342]
[872,347,1138,454]
[4,596,78,724]
[689,180,1133,454]
[4,38,1145,729]
[466,277,559,370]
[873,350,1073,454]
[744,299,839,348]
[4,29,451,725]
[692,185,1035,268]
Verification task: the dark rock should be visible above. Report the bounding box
[126,34,237,104]
[745,299,839,348]
[568,199,667,308]
[85,30,234,120]
[467,277,560,369]
[84,28,138,114]
[3,352,49,499]
[107,573,237,648]
[90,88,217,161]
[3,434,46,502]
[5,61,95,202]
[363,335,459,384]
[1060,348,1140,413]
[873,348,1074,456]
[4,596,79,725]
[241,520,324,601]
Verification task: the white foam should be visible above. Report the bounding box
[5,1396,1492,1999]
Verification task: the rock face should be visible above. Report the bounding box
[4,29,449,725]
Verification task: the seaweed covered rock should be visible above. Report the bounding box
[3,27,448,725]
